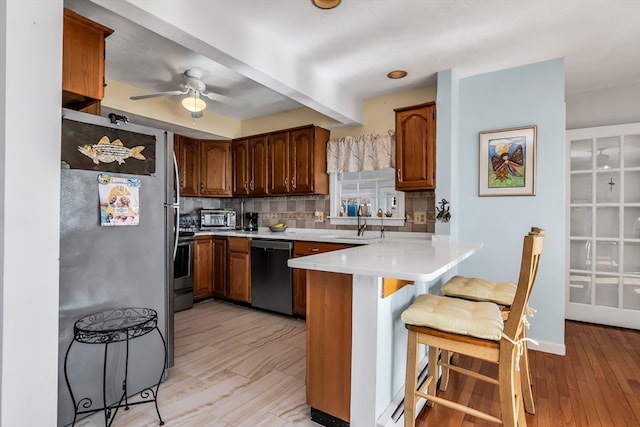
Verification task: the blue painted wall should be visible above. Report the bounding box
[437,59,567,351]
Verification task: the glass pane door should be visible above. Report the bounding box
[567,124,640,329]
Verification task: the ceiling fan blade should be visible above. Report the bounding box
[130,89,189,101]
[200,91,248,107]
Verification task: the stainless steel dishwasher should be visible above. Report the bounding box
[250,239,293,315]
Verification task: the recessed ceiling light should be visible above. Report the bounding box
[387,70,408,79]
[312,0,341,9]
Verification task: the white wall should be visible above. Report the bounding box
[0,1,62,424]
[434,70,460,238]
[239,85,437,139]
[566,82,640,129]
[438,59,567,353]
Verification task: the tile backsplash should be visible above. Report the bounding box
[182,191,435,233]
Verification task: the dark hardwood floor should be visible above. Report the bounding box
[414,321,640,427]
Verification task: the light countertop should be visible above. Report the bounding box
[196,227,482,281]
[195,227,388,245]
[287,238,482,282]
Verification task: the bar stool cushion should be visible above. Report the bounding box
[401,294,504,340]
[441,275,517,306]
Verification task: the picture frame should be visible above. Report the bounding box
[479,125,537,196]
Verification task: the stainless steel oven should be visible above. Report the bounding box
[174,233,194,312]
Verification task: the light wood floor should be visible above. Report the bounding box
[75,301,640,427]
[76,299,318,427]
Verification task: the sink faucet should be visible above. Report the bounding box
[357,205,367,236]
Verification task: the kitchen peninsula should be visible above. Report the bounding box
[287,235,482,427]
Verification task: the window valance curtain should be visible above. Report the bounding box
[326,130,395,173]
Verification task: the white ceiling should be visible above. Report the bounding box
[66,0,640,130]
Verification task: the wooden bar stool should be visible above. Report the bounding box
[438,227,544,414]
[402,230,544,427]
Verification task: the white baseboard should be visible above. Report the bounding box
[377,355,428,427]
[529,339,566,356]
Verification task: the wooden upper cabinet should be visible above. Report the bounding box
[175,135,200,196]
[290,128,314,193]
[232,136,269,196]
[201,140,232,196]
[62,9,113,112]
[269,131,291,194]
[395,102,436,191]
[175,134,231,197]
[249,136,269,195]
[267,125,329,195]
[232,139,250,196]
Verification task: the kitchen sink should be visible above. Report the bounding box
[318,234,380,242]
[339,235,381,241]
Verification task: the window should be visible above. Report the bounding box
[329,168,405,226]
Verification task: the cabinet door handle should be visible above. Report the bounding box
[284,178,288,189]
[397,168,401,181]
[291,177,296,189]
[200,182,204,191]
[309,248,319,252]
[250,180,254,190]
[244,181,248,190]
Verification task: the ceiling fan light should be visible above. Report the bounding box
[181,95,206,112]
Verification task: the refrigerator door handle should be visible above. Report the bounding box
[172,152,180,260]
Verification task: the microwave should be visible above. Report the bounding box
[200,209,237,230]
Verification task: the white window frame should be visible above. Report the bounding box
[328,168,406,226]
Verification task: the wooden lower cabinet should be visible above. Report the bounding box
[228,237,251,303]
[193,236,213,300]
[211,237,228,298]
[306,270,352,423]
[196,235,250,304]
[292,267,307,316]
[195,236,228,300]
[292,241,355,316]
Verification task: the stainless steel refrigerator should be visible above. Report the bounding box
[58,109,177,426]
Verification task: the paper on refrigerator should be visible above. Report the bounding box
[98,173,140,226]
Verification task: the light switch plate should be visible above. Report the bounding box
[414,211,427,224]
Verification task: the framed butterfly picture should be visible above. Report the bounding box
[479,125,537,196]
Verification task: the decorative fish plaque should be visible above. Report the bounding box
[62,118,156,175]
[78,136,146,165]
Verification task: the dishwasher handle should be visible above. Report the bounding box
[249,239,293,251]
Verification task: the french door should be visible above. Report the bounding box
[567,123,640,329]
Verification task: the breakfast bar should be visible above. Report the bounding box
[288,237,482,427]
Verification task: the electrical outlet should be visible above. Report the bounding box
[414,211,427,224]
[314,211,325,222]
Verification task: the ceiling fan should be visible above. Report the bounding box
[129,69,245,119]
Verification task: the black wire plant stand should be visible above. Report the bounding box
[64,307,167,426]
